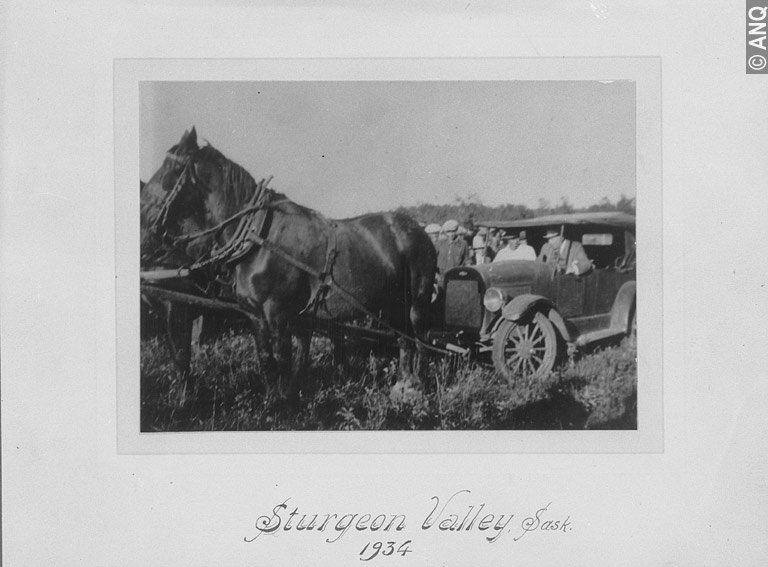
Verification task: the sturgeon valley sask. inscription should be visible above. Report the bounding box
[245,490,573,559]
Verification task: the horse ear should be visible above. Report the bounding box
[177,127,198,152]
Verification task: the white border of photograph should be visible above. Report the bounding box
[116,57,661,454]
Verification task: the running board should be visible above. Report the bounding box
[575,328,626,347]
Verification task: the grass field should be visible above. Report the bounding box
[140,328,637,431]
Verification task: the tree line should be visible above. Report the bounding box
[394,193,636,230]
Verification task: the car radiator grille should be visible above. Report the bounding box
[445,280,482,328]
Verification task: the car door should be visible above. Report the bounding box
[553,270,589,318]
[584,228,635,317]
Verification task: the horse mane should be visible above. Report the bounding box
[197,145,262,213]
[269,189,318,219]
[198,144,320,221]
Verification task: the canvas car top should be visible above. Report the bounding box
[476,211,635,231]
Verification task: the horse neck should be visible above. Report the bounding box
[205,157,262,225]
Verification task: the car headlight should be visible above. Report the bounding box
[483,287,506,312]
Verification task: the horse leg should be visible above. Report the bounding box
[164,301,194,396]
[411,340,430,393]
[397,336,415,385]
[389,332,423,403]
[246,307,278,394]
[293,320,314,394]
[408,265,436,392]
[387,301,417,389]
[408,306,432,392]
[332,328,348,374]
[264,304,296,399]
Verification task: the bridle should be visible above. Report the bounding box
[148,151,197,238]
[142,149,275,270]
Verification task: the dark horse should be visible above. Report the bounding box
[141,128,436,398]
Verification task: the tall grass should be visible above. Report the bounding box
[140,331,636,431]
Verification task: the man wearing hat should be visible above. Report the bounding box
[538,228,592,275]
[515,230,536,260]
[436,219,471,279]
[487,228,502,259]
[493,230,536,262]
[472,226,489,264]
[425,223,442,246]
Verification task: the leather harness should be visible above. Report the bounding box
[143,150,443,354]
[145,151,340,316]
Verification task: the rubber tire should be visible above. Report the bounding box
[492,312,559,384]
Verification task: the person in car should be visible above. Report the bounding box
[437,219,471,277]
[512,230,535,260]
[493,232,519,262]
[538,229,593,275]
[493,230,536,262]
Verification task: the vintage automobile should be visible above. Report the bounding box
[428,212,636,381]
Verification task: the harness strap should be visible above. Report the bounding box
[179,177,275,272]
[300,219,338,317]
[175,176,273,246]
[247,232,445,355]
[147,157,440,354]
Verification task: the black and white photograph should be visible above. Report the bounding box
[138,79,641,433]
[4,3,767,566]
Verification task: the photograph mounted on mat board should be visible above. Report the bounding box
[118,58,662,452]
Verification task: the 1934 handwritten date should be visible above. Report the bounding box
[358,541,413,561]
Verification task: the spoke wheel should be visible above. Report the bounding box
[492,312,559,384]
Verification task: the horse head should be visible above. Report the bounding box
[140,127,262,269]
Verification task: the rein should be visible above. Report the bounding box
[144,150,340,307]
[143,148,443,355]
[178,176,277,271]
[144,148,278,270]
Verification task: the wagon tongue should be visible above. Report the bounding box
[140,268,191,282]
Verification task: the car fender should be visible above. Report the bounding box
[545,307,576,343]
[500,294,553,322]
[609,281,636,332]
[499,294,574,342]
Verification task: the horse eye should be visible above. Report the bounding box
[161,171,176,192]
[160,161,183,189]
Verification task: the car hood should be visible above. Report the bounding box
[447,260,554,293]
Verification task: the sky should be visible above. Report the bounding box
[140,81,635,218]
